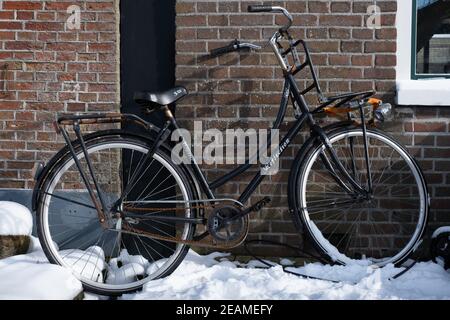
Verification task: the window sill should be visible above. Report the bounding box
[396,79,450,106]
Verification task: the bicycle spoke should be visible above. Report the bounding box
[38,138,194,293]
[300,129,426,266]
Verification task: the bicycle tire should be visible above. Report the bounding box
[36,133,196,295]
[290,127,429,267]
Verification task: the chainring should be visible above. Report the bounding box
[207,205,248,243]
[120,199,249,249]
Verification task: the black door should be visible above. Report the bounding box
[120,0,176,130]
[120,0,177,259]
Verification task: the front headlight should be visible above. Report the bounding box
[374,103,393,122]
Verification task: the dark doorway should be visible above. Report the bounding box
[120,0,176,130]
[120,0,177,259]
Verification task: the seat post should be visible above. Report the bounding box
[163,105,173,119]
[163,105,176,122]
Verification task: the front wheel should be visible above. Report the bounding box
[292,127,428,267]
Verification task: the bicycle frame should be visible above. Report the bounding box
[48,23,378,230]
[162,75,373,208]
[154,32,376,208]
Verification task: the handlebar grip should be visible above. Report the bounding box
[248,5,273,12]
[210,40,240,57]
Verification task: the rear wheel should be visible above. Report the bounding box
[36,134,195,295]
[292,128,428,267]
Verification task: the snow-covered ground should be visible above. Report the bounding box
[0,201,83,299]
[0,201,449,300]
[0,245,449,300]
[122,251,450,300]
[0,236,83,300]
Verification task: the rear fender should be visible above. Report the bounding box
[31,129,202,212]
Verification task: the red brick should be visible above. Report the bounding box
[25,22,63,31]
[3,1,42,10]
[375,55,396,67]
[329,28,351,39]
[86,2,114,11]
[177,15,207,26]
[341,41,363,53]
[88,43,115,52]
[320,15,362,27]
[176,3,195,14]
[365,41,396,53]
[351,55,373,66]
[197,2,217,13]
[0,21,23,29]
[230,15,273,26]
[230,67,273,79]
[0,11,15,19]
[319,67,363,79]
[331,2,351,13]
[308,1,330,13]
[364,67,395,79]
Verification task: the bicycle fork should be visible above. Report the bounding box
[312,107,373,199]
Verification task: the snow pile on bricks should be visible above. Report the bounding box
[0,201,83,300]
[0,201,32,259]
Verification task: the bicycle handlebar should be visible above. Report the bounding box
[247,5,273,12]
[247,5,293,32]
[210,40,261,58]
[210,40,239,57]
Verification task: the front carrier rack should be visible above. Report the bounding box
[281,35,392,123]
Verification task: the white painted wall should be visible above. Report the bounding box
[396,0,450,106]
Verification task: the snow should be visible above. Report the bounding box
[0,204,449,301]
[0,242,449,300]
[0,201,33,236]
[0,236,83,300]
[122,250,450,300]
[106,249,150,285]
[432,226,450,239]
[307,221,371,266]
[59,247,105,283]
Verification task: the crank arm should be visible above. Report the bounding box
[228,197,271,223]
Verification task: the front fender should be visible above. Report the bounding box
[287,120,355,215]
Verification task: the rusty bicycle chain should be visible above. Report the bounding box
[119,202,249,250]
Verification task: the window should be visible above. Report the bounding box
[412,0,450,78]
[396,0,450,106]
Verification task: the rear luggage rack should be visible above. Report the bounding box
[55,112,156,133]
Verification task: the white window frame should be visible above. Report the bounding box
[396,0,450,106]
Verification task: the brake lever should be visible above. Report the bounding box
[238,43,262,51]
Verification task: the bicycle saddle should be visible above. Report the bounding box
[134,86,188,107]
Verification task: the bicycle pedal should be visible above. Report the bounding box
[249,197,271,212]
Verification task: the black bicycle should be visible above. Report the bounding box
[32,6,429,295]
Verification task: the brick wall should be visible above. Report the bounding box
[0,0,119,189]
[0,0,448,258]
[175,0,449,256]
